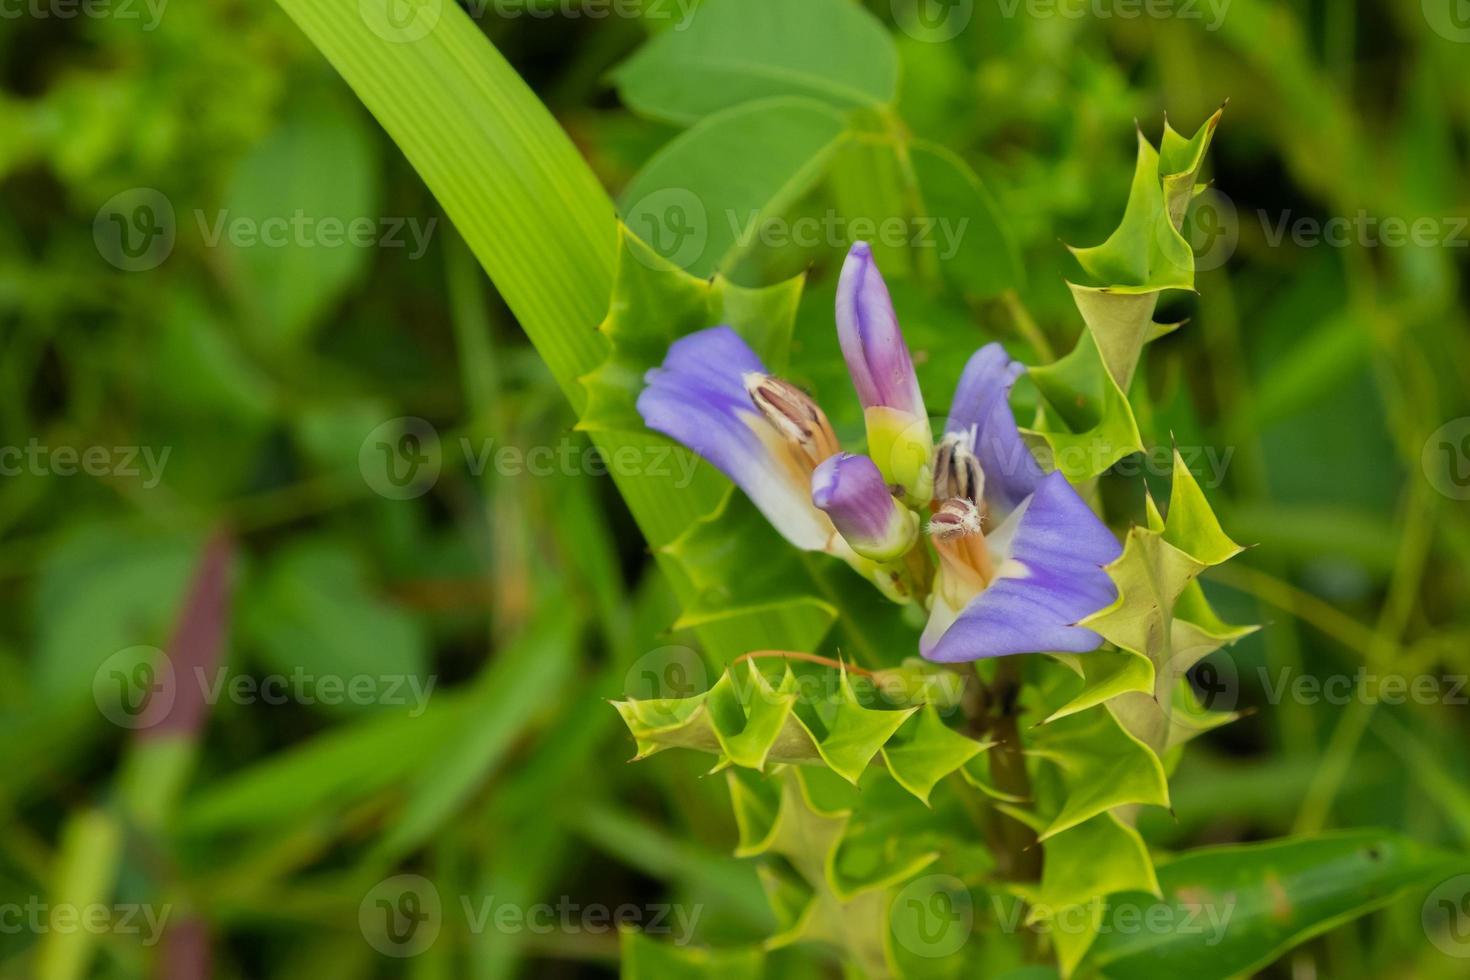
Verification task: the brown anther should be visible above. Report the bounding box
[928,497,983,539]
[745,374,841,469]
[933,433,985,504]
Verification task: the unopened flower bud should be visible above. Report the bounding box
[836,242,934,505]
[812,453,918,562]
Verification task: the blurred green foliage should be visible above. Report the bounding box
[1,0,1469,977]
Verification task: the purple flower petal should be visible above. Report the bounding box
[944,342,1045,517]
[836,242,926,417]
[812,453,914,561]
[924,472,1121,662]
[638,326,834,552]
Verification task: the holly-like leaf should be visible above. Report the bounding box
[615,661,988,799]
[881,706,992,805]
[1029,705,1170,841]
[1042,648,1155,725]
[1025,330,1145,482]
[1031,813,1161,977]
[1080,451,1255,755]
[1065,111,1222,389]
[659,492,838,654]
[578,226,803,434]
[620,929,765,979]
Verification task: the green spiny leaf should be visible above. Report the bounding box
[1030,706,1170,841]
[1081,451,1255,754]
[1065,111,1222,389]
[1025,330,1145,481]
[881,706,992,805]
[616,662,986,798]
[619,929,765,980]
[1032,813,1161,977]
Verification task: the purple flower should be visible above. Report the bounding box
[638,326,839,552]
[836,243,934,504]
[811,453,918,562]
[921,346,1121,661]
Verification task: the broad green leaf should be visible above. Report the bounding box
[35,524,204,701]
[1025,330,1145,481]
[240,538,428,713]
[1084,831,1465,980]
[612,0,897,125]
[909,140,1023,298]
[621,98,849,278]
[620,929,764,980]
[219,91,379,348]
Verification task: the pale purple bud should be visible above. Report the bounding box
[811,453,917,562]
[835,241,926,418]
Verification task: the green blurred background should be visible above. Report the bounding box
[2,0,1469,976]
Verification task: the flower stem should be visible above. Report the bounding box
[731,650,877,676]
[986,657,1041,883]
